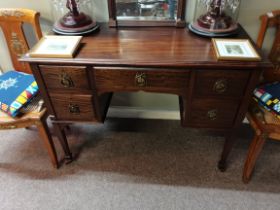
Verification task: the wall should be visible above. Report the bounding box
[0,0,279,117]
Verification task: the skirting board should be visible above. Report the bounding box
[107,106,180,120]
[107,106,249,123]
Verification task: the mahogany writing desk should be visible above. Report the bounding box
[21,24,271,170]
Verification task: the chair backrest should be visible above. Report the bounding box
[0,8,42,74]
[257,10,280,83]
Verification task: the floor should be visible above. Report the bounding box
[0,118,279,210]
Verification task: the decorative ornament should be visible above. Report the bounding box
[189,0,241,37]
[0,78,18,90]
[53,0,99,35]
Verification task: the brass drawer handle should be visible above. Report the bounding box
[213,79,228,94]
[135,72,147,87]
[60,72,74,88]
[68,104,80,114]
[207,109,218,121]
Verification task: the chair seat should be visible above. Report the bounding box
[0,96,46,129]
[0,94,45,122]
[248,102,280,141]
[0,108,46,122]
[253,82,280,118]
[251,103,280,125]
[262,107,280,125]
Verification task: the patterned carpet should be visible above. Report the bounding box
[0,118,279,210]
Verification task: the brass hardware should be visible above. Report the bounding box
[274,64,280,73]
[68,104,80,114]
[207,109,218,121]
[135,72,147,87]
[213,79,228,94]
[0,125,17,129]
[60,72,74,88]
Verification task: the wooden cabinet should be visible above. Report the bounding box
[38,64,253,130]
[21,24,271,171]
[38,65,111,123]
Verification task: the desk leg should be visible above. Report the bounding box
[52,123,73,164]
[218,131,236,172]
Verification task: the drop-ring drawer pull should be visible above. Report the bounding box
[60,72,74,88]
[135,72,147,87]
[207,109,218,121]
[213,79,228,94]
[68,104,80,114]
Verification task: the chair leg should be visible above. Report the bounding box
[242,132,267,183]
[36,119,59,168]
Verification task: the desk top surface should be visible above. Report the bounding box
[21,24,271,69]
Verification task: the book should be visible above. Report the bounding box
[29,35,82,58]
[0,71,39,117]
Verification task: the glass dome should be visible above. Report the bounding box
[189,0,241,37]
[51,0,98,35]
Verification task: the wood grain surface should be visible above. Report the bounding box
[23,24,272,169]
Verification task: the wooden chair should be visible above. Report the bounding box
[243,10,280,183]
[0,8,58,168]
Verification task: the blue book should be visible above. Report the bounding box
[0,71,39,117]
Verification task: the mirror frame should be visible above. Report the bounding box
[107,0,187,27]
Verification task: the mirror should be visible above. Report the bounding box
[108,0,186,27]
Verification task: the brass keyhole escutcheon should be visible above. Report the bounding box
[213,79,228,94]
[135,72,147,87]
[68,104,80,114]
[60,72,74,88]
[207,109,218,121]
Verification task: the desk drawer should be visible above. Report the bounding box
[49,93,95,121]
[39,65,90,90]
[194,70,250,98]
[94,68,189,95]
[189,99,240,128]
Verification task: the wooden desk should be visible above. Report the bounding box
[21,25,271,170]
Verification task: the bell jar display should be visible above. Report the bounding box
[189,0,241,37]
[51,0,99,35]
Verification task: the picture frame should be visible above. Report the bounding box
[212,38,261,61]
[29,35,82,58]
